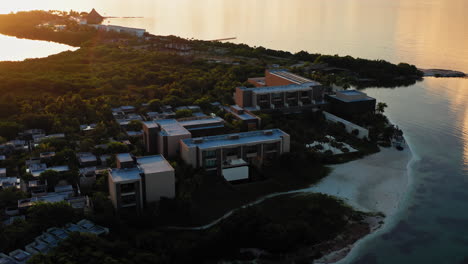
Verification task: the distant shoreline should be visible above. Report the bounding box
[419,68,466,78]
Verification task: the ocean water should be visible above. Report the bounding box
[0,34,76,61]
[1,0,468,262]
[344,77,468,264]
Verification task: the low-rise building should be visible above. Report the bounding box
[29,165,70,177]
[46,227,69,240]
[35,233,59,247]
[89,24,146,37]
[237,69,325,112]
[177,116,225,137]
[25,241,50,255]
[0,252,16,264]
[142,116,225,157]
[18,185,87,212]
[325,90,376,118]
[0,177,20,190]
[180,129,290,182]
[33,134,65,144]
[112,105,136,113]
[221,105,261,130]
[0,168,6,177]
[77,153,98,167]
[76,219,110,235]
[108,154,175,211]
[39,152,55,160]
[8,249,30,264]
[142,120,191,158]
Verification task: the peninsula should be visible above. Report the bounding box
[0,10,413,264]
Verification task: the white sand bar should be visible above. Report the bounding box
[308,147,411,216]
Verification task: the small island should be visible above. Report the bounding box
[0,10,413,264]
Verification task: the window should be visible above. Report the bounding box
[121,195,137,205]
[204,150,217,158]
[120,183,136,193]
[264,143,279,152]
[204,159,217,168]
[245,145,259,154]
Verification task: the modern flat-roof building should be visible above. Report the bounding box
[142,120,191,158]
[177,116,225,137]
[142,116,225,158]
[77,153,98,167]
[0,177,20,190]
[89,24,146,37]
[326,90,376,118]
[180,129,290,182]
[25,241,50,255]
[0,253,16,264]
[29,164,70,177]
[237,69,325,111]
[8,249,30,264]
[221,105,261,131]
[108,154,175,211]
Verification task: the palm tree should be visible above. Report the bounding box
[376,102,388,114]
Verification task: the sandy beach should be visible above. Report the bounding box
[308,147,412,217]
[310,146,413,264]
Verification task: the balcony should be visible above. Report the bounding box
[226,154,239,160]
[246,152,258,158]
[222,158,248,168]
[120,191,136,196]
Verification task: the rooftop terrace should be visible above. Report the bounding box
[109,167,141,183]
[330,90,376,102]
[157,119,191,136]
[182,129,288,150]
[268,69,321,85]
[240,82,318,95]
[137,155,174,174]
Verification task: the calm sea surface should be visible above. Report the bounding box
[2,1,468,263]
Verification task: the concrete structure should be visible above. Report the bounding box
[29,164,70,177]
[326,90,376,118]
[39,152,55,160]
[143,116,225,157]
[8,250,30,264]
[76,219,109,235]
[324,112,370,139]
[77,153,98,167]
[90,24,146,37]
[25,241,50,255]
[6,220,108,263]
[35,233,59,247]
[0,177,20,190]
[222,105,261,130]
[237,69,325,111]
[177,116,225,137]
[108,154,175,211]
[33,134,65,144]
[18,186,87,213]
[180,129,290,181]
[0,253,16,264]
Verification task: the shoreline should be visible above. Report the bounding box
[167,145,413,263]
[311,144,414,263]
